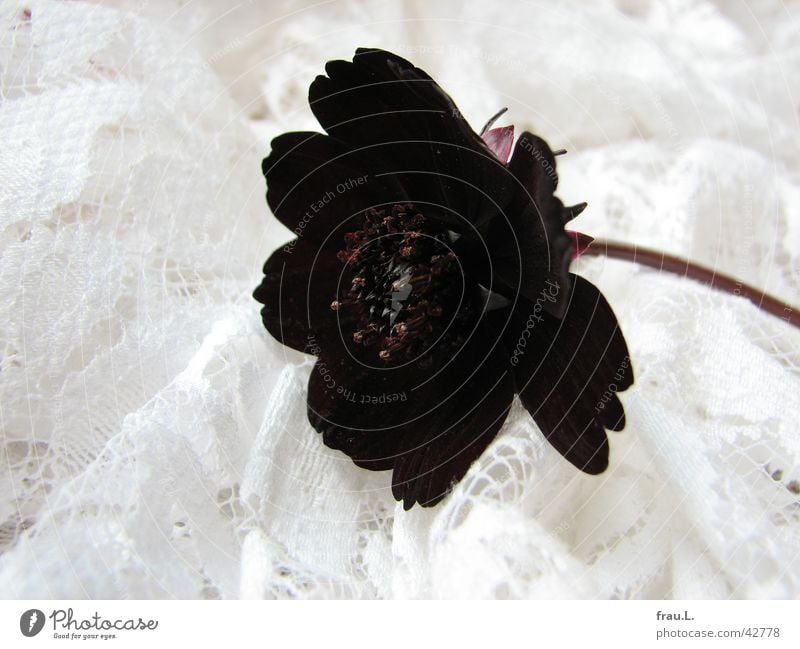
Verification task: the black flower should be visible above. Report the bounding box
[254,48,633,509]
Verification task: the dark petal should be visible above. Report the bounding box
[508,132,559,202]
[485,201,573,317]
[507,274,633,474]
[389,326,515,509]
[306,321,515,509]
[306,311,439,471]
[263,131,407,246]
[308,48,513,230]
[253,239,349,353]
[485,132,574,317]
[307,351,418,472]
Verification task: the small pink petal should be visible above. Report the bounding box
[568,231,594,260]
[482,125,515,164]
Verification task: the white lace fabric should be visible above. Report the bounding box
[0,0,798,598]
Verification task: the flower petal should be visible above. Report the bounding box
[263,131,407,246]
[252,239,350,353]
[507,274,633,474]
[481,132,577,318]
[308,48,514,230]
[306,321,515,508]
[390,332,515,508]
[484,201,573,316]
[508,131,559,200]
[306,351,419,472]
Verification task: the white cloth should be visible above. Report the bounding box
[1,0,799,598]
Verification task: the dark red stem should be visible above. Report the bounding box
[582,240,798,330]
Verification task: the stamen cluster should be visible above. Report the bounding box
[333,204,472,363]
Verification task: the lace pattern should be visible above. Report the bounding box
[0,0,798,598]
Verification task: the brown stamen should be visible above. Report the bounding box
[333,204,473,363]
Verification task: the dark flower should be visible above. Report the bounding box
[254,48,634,509]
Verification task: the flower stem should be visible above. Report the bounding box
[582,239,798,330]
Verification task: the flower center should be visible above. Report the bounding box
[333,204,473,364]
